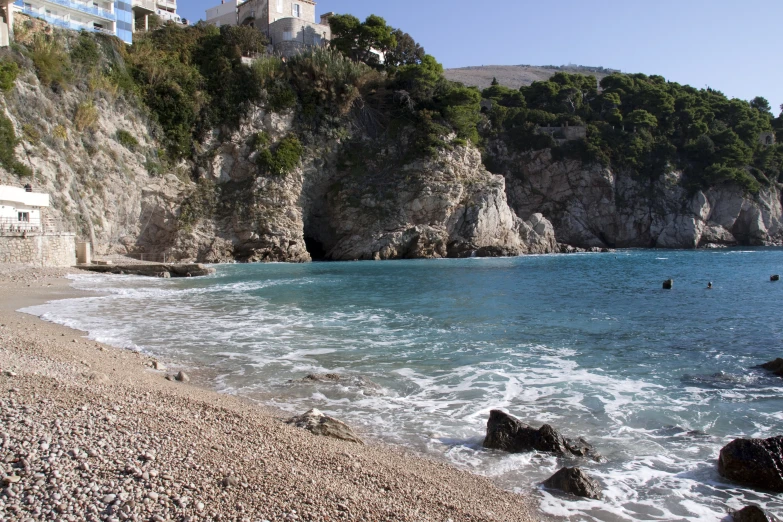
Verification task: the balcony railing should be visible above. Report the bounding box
[15,4,116,35]
[46,0,114,20]
[14,0,114,21]
[0,216,72,235]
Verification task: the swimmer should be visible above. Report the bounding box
[707,282,712,289]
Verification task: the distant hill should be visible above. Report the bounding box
[443,65,621,91]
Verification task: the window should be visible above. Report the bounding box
[283,30,293,41]
[277,0,283,13]
[18,212,29,223]
[292,4,300,17]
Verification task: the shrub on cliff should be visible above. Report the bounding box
[0,114,32,177]
[256,135,304,176]
[116,129,139,151]
[0,59,19,91]
[30,34,72,88]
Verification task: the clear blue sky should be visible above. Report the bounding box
[180,0,782,113]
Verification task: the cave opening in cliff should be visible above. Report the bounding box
[304,236,328,261]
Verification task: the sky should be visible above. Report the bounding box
[180,0,782,113]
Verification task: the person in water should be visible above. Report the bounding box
[707,282,713,289]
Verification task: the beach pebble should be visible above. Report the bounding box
[101,494,116,504]
[221,476,239,488]
[175,371,190,383]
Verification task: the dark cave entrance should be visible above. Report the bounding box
[304,236,328,261]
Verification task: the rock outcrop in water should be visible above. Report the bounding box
[718,436,783,492]
[760,359,783,378]
[542,467,602,499]
[286,409,364,444]
[296,373,381,392]
[730,505,781,522]
[487,148,783,249]
[483,410,600,460]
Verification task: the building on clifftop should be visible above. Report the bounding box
[206,0,331,56]
[11,0,134,43]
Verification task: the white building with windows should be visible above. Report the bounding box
[132,0,184,32]
[205,0,330,56]
[0,184,49,233]
[12,0,134,43]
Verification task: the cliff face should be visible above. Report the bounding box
[0,65,179,255]
[0,63,555,263]
[156,110,556,262]
[491,147,783,249]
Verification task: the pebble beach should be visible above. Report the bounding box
[0,266,540,522]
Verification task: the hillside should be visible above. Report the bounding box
[0,14,781,260]
[444,64,619,90]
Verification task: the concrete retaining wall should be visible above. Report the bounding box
[0,233,76,266]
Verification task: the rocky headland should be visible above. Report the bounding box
[1,18,781,265]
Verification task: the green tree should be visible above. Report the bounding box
[328,14,396,67]
[625,109,658,129]
[221,25,268,57]
[750,96,771,114]
[384,29,425,68]
[491,77,499,86]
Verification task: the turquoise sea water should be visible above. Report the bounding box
[24,249,783,521]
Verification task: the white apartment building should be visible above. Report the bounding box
[13,0,131,41]
[132,0,184,32]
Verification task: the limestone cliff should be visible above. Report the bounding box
[0,65,554,262]
[489,146,783,249]
[156,110,556,262]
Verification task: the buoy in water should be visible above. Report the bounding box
[662,279,673,289]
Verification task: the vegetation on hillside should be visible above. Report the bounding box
[483,72,783,192]
[0,12,779,197]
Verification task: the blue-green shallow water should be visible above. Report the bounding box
[23,249,783,521]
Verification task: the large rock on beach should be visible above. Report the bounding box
[482,410,600,460]
[760,358,783,378]
[286,409,364,444]
[718,436,783,492]
[542,467,602,499]
[730,505,780,522]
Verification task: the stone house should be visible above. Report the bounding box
[206,0,330,56]
[759,132,776,147]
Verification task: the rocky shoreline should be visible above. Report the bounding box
[0,266,542,522]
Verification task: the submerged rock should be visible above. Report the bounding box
[286,409,363,444]
[730,505,780,522]
[718,436,783,492]
[298,373,381,391]
[482,410,600,460]
[542,467,602,499]
[760,358,783,378]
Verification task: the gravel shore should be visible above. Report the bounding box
[0,266,541,521]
